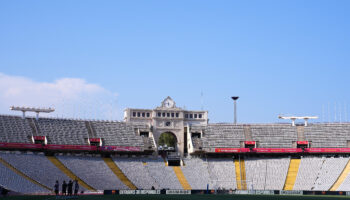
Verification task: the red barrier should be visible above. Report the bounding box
[0,142,42,149]
[100,146,141,152]
[253,148,303,153]
[45,144,97,151]
[0,142,141,152]
[215,148,250,153]
[33,136,46,141]
[214,147,350,154]
[3,142,350,154]
[89,138,101,143]
[214,148,303,153]
[244,141,256,145]
[297,141,308,145]
[305,148,350,153]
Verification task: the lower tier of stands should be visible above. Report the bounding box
[1,152,350,193]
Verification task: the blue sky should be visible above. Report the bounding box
[0,0,349,123]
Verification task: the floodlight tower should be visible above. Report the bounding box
[231,96,239,124]
[10,106,55,120]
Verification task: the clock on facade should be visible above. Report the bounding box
[164,99,174,108]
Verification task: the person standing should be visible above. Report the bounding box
[54,180,59,196]
[62,181,67,195]
[67,180,73,196]
[74,180,79,195]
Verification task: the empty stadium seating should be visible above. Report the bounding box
[1,152,350,193]
[250,125,297,148]
[0,151,72,190]
[4,114,350,151]
[3,113,350,194]
[0,115,32,143]
[114,157,159,189]
[304,124,350,148]
[337,164,350,191]
[57,155,127,190]
[312,157,348,191]
[293,157,324,190]
[181,158,210,189]
[191,137,202,149]
[245,157,290,190]
[207,158,237,190]
[91,121,144,147]
[36,118,88,145]
[201,124,298,149]
[143,157,183,189]
[202,124,245,149]
[0,115,151,149]
[0,152,49,193]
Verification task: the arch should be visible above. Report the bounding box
[158,132,177,151]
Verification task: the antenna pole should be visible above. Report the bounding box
[328,102,330,123]
[340,102,342,122]
[345,102,348,122]
[335,102,337,122]
[201,91,204,111]
[322,104,325,123]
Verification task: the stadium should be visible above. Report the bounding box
[1,96,350,200]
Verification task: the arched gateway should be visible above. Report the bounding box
[123,96,208,156]
[158,132,177,151]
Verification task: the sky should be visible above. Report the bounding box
[0,0,349,123]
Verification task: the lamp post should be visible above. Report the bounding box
[231,96,239,124]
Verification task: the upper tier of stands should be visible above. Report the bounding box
[36,118,88,145]
[304,124,350,148]
[202,124,245,149]
[0,115,149,150]
[202,124,298,149]
[250,124,297,148]
[3,114,350,149]
[91,121,143,147]
[0,115,32,143]
[200,123,350,149]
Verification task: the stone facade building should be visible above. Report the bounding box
[124,96,208,155]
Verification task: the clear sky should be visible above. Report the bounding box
[0,0,349,123]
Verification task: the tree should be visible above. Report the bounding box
[159,132,176,147]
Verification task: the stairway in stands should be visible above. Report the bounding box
[283,158,301,190]
[297,126,305,141]
[330,159,350,191]
[47,156,96,191]
[102,157,137,190]
[85,121,96,138]
[244,125,252,141]
[0,157,51,191]
[28,118,40,136]
[172,166,192,190]
[234,158,247,190]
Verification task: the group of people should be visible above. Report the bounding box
[54,180,79,196]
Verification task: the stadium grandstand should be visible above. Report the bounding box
[2,97,350,199]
